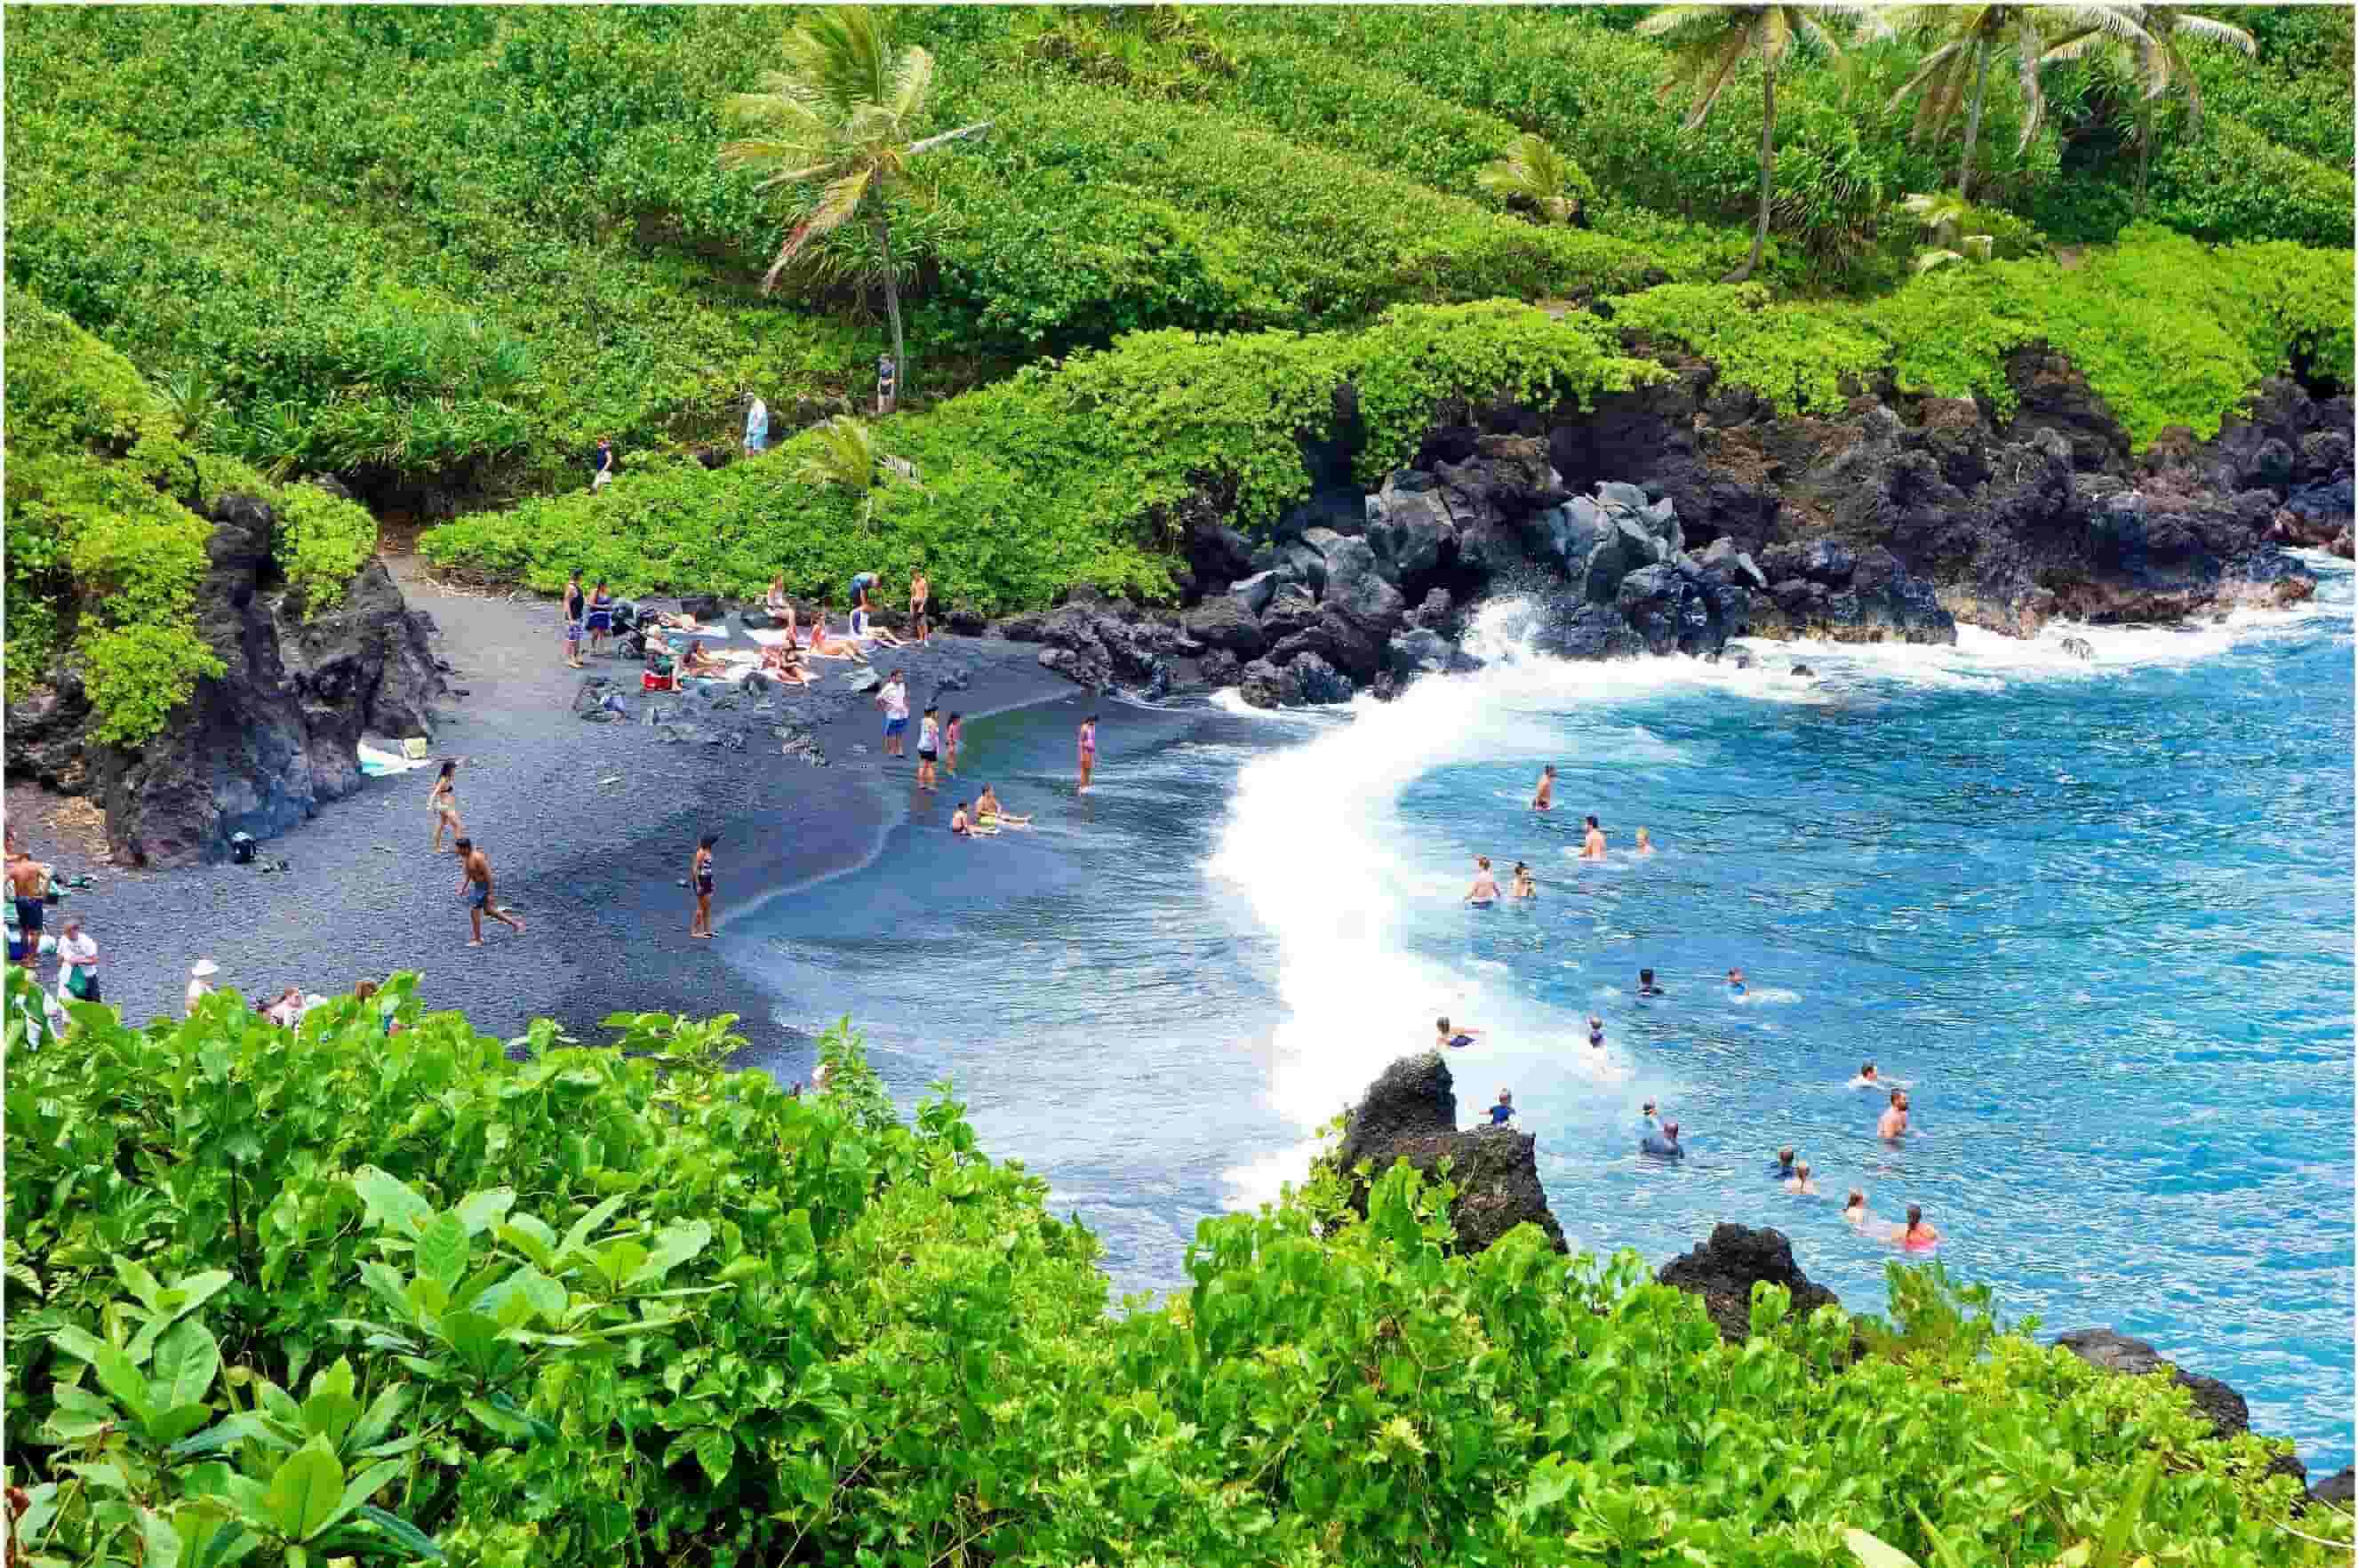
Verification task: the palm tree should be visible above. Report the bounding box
[1475,132,1586,226]
[795,415,922,532]
[1882,4,2150,202]
[719,7,990,404]
[1638,4,1874,284]
[2047,5,2254,204]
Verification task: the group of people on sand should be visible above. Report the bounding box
[424,760,526,948]
[559,566,941,694]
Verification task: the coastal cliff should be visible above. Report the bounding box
[1000,355,2346,708]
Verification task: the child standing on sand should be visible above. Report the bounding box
[1077,714,1098,792]
[916,704,941,791]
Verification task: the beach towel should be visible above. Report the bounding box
[742,628,794,647]
[359,743,434,778]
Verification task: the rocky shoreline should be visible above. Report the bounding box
[1328,1048,2351,1509]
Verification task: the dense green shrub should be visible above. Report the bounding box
[4,970,2340,1568]
[4,291,378,737]
[420,302,1662,607]
[1610,228,2354,444]
[2145,114,2354,252]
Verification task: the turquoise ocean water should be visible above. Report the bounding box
[731,551,2354,1470]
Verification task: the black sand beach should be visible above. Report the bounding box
[4,554,1075,1065]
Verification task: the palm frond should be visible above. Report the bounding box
[887,44,937,122]
[2159,9,2255,53]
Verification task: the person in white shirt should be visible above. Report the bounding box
[875,671,909,759]
[56,916,100,1004]
[186,958,220,1017]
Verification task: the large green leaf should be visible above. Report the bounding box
[50,1324,155,1424]
[454,1187,516,1235]
[356,1504,445,1561]
[264,1437,345,1542]
[352,1166,435,1236]
[414,1212,470,1292]
[300,1357,364,1446]
[151,1317,221,1409]
[693,1425,734,1486]
[136,1505,185,1568]
[626,1220,713,1289]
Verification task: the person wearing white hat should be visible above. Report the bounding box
[186,959,220,1017]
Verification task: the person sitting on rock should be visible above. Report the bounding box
[1486,1088,1516,1128]
[1640,1120,1684,1160]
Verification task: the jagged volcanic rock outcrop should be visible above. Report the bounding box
[5,490,444,866]
[1656,1223,1849,1347]
[1323,1052,1568,1256]
[1023,348,2344,708]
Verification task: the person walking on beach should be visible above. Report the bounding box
[1532,764,1555,812]
[744,394,770,457]
[186,959,220,1017]
[591,437,616,492]
[690,832,718,940]
[915,704,942,791]
[876,670,909,759]
[56,915,100,1004]
[1878,1088,1910,1141]
[454,838,526,947]
[428,761,463,854]
[909,569,930,643]
[1077,714,1099,792]
[1580,814,1607,860]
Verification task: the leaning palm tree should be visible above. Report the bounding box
[1475,132,1586,226]
[796,415,922,533]
[720,7,990,402]
[1882,4,2150,202]
[2047,4,2254,204]
[1638,4,1875,284]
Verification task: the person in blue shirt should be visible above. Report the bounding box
[1486,1089,1516,1127]
[1727,967,1747,997]
[1640,1120,1684,1160]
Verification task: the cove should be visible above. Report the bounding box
[724,556,2354,1473]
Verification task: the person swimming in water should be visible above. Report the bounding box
[1842,1189,1874,1231]
[1900,1204,1938,1250]
[1850,1060,1912,1090]
[1783,1160,1819,1197]
[1640,1119,1684,1159]
[1485,1088,1516,1127]
[1509,861,1537,900]
[1466,855,1500,905]
[1772,1146,1796,1181]
[1436,1015,1482,1051]
[1635,967,1666,998]
[1727,967,1747,997]
[1635,827,1656,855]
[1587,1014,1605,1050]
[1532,765,1555,812]
[1580,815,1607,860]
[1877,1088,1910,1140]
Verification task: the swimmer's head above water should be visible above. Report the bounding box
[1777,1146,1794,1171]
[1845,1188,1865,1212]
[1861,1060,1877,1080]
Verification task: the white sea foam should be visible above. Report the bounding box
[1205,580,2345,1207]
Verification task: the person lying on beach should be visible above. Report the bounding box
[803,613,870,662]
[678,640,727,678]
[759,642,813,686]
[1435,1015,1482,1051]
[1465,855,1500,905]
[851,605,907,648]
[974,785,1031,827]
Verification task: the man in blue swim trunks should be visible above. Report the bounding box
[875,669,909,760]
[454,839,526,948]
[8,849,49,970]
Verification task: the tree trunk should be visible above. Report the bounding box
[1725,57,1775,284]
[1958,37,1994,202]
[874,209,906,407]
[2135,114,2151,210]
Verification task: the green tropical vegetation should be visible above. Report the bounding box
[3,291,379,742]
[3,2,2351,725]
[5,967,2345,1568]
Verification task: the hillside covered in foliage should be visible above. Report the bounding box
[4,972,2344,1568]
[4,3,2353,700]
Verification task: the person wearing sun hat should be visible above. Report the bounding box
[185,958,220,1017]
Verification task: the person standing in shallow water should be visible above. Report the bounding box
[1532,764,1555,811]
[1581,814,1607,860]
[1878,1088,1910,1140]
[1077,714,1099,792]
[690,833,718,940]
[454,838,525,947]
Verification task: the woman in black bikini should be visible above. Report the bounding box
[690,832,718,939]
